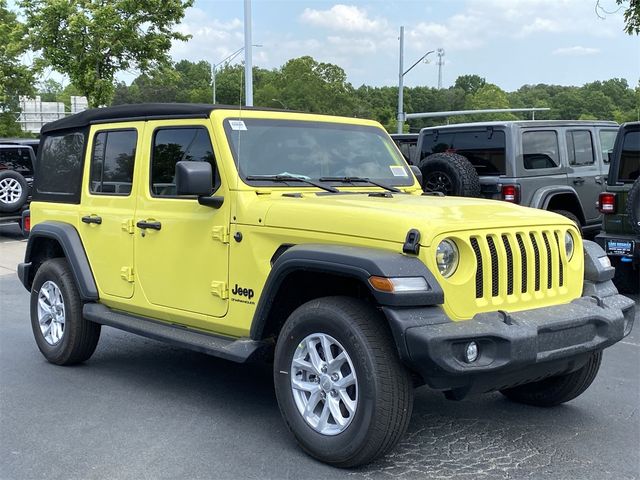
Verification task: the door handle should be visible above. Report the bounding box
[573,177,585,185]
[136,220,162,230]
[81,215,102,225]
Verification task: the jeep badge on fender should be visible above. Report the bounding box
[18,103,635,468]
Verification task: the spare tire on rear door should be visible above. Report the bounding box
[419,152,481,197]
[626,178,640,235]
[0,170,29,213]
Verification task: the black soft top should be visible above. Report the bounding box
[40,103,283,135]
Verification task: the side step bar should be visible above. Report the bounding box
[83,303,269,363]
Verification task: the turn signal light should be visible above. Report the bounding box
[501,184,520,203]
[598,192,616,214]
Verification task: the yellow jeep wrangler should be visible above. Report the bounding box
[18,104,635,467]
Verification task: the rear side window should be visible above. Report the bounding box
[151,127,216,197]
[420,130,506,175]
[619,130,640,182]
[89,130,137,195]
[0,147,33,174]
[522,131,559,170]
[35,130,85,203]
[599,130,617,163]
[566,130,594,166]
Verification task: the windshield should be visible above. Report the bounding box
[224,119,413,186]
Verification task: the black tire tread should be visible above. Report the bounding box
[276,297,413,468]
[500,351,602,407]
[551,209,582,231]
[0,170,29,213]
[419,152,481,197]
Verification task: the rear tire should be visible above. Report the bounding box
[552,209,581,231]
[30,258,101,365]
[500,351,602,407]
[273,296,413,468]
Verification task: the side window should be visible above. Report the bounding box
[35,130,85,203]
[151,127,216,197]
[566,130,594,166]
[599,130,617,163]
[619,130,640,182]
[89,130,137,195]
[522,131,560,170]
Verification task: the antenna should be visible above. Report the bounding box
[436,48,445,89]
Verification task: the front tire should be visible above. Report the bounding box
[273,297,413,468]
[30,258,101,365]
[500,351,602,407]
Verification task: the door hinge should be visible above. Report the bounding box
[210,281,228,299]
[120,266,134,283]
[121,219,135,234]
[211,225,230,244]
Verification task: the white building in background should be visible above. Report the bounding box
[17,95,88,134]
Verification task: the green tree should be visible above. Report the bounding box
[464,83,517,121]
[0,0,35,136]
[20,0,193,107]
[617,0,640,34]
[454,74,486,95]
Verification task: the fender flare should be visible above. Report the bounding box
[249,244,444,340]
[529,185,585,216]
[19,221,98,301]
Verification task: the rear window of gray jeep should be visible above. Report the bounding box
[420,130,506,175]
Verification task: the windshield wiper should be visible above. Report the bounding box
[245,175,339,193]
[318,176,401,193]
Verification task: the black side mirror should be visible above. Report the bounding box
[409,165,423,188]
[175,161,224,208]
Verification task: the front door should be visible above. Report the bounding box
[134,121,230,321]
[566,129,602,224]
[79,124,142,299]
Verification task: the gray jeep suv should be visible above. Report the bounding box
[415,120,619,234]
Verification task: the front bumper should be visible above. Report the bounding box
[383,291,634,398]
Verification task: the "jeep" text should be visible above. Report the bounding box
[232,284,254,299]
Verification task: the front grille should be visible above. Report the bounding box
[470,228,568,301]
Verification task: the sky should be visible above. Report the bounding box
[164,0,640,90]
[11,0,640,91]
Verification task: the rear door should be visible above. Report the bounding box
[79,124,142,299]
[565,129,601,224]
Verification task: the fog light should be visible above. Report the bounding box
[464,341,479,363]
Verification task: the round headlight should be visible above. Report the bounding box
[436,239,459,277]
[565,231,574,260]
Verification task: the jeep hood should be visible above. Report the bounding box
[263,193,573,246]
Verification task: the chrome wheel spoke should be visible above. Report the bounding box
[335,373,355,389]
[37,281,65,345]
[290,332,358,436]
[327,395,347,427]
[338,390,356,415]
[305,338,324,372]
[292,378,319,393]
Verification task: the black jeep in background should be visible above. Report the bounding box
[596,122,640,293]
[0,142,37,230]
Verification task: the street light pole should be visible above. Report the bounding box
[397,26,405,134]
[397,26,436,133]
[244,0,253,106]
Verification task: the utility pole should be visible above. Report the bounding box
[436,48,445,89]
[397,26,436,134]
[244,0,253,106]
[397,26,405,134]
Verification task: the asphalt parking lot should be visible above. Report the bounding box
[1,222,638,480]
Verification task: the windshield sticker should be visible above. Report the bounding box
[390,165,408,177]
[229,120,247,131]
